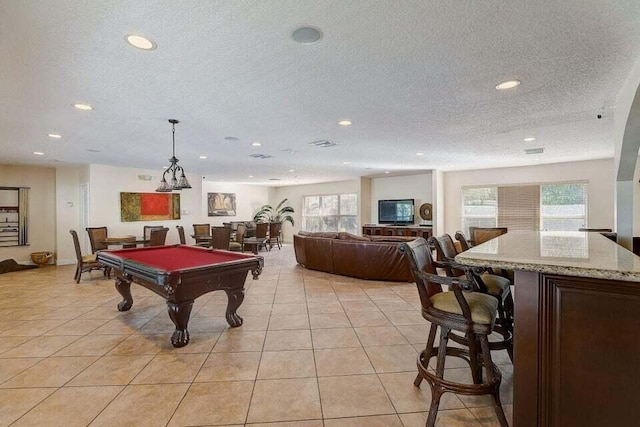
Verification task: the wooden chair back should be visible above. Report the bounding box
[86,227,108,252]
[454,231,472,251]
[235,224,246,243]
[70,230,84,263]
[397,238,442,311]
[143,225,165,240]
[429,234,464,277]
[211,226,232,250]
[193,224,210,236]
[149,228,169,247]
[255,222,268,238]
[468,227,507,246]
[176,225,186,244]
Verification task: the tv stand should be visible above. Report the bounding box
[362,225,432,239]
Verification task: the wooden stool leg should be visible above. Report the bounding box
[480,335,509,427]
[467,332,483,384]
[425,326,450,426]
[415,323,438,388]
[426,385,444,427]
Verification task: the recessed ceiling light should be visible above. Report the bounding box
[248,175,254,178]
[495,80,521,90]
[343,161,351,165]
[252,141,262,147]
[384,171,390,174]
[162,166,168,169]
[33,151,44,156]
[199,156,207,159]
[125,34,157,50]
[291,26,323,44]
[338,120,352,126]
[524,137,536,142]
[416,152,424,156]
[73,103,93,110]
[47,133,62,139]
[288,169,295,172]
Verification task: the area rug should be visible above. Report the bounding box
[0,259,38,274]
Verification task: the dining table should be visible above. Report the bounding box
[100,236,149,249]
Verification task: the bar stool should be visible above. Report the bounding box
[430,234,514,362]
[398,238,508,427]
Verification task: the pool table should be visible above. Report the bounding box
[97,245,263,347]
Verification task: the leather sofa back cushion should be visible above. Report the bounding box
[300,236,334,272]
[332,240,413,282]
[338,232,371,241]
[298,231,339,239]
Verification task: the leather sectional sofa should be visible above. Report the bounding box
[293,231,415,281]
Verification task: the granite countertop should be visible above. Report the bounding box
[455,231,640,282]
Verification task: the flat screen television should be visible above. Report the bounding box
[378,199,415,225]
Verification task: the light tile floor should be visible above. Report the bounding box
[0,244,512,426]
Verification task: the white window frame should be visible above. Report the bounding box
[539,181,588,231]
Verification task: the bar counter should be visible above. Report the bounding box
[455,231,640,427]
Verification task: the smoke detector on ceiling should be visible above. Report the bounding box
[524,148,544,155]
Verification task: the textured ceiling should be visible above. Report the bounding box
[1,0,640,186]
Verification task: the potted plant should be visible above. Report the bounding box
[253,199,295,226]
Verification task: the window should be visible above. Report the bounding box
[461,182,587,234]
[302,193,358,234]
[540,183,587,231]
[462,187,497,233]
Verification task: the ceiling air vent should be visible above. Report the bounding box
[269,178,281,181]
[524,148,544,155]
[309,140,337,148]
[249,154,273,159]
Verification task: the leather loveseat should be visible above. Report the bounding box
[293,231,415,281]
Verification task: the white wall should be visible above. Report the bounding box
[274,179,360,243]
[0,165,56,263]
[442,158,615,236]
[201,181,273,226]
[87,164,271,246]
[55,166,88,264]
[370,172,433,224]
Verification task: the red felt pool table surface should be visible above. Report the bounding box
[104,245,255,272]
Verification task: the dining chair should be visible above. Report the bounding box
[398,238,508,427]
[143,225,165,246]
[70,230,109,283]
[86,226,108,253]
[193,223,211,245]
[148,227,169,247]
[268,222,282,250]
[229,224,245,252]
[255,222,269,252]
[176,225,186,244]
[211,226,232,250]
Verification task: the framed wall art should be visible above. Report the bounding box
[208,192,236,216]
[120,192,180,222]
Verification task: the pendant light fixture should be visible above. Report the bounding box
[156,119,192,192]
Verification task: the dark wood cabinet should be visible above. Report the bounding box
[514,271,640,427]
[362,225,432,239]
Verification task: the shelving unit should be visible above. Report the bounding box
[0,206,19,247]
[0,187,29,248]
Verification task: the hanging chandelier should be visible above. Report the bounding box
[156,119,192,192]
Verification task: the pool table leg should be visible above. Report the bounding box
[115,277,133,311]
[225,288,245,327]
[167,300,193,348]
